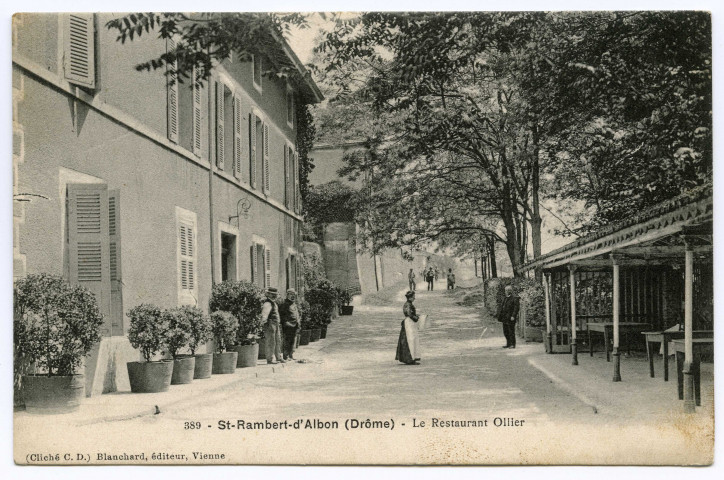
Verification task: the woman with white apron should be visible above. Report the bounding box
[396,290,426,365]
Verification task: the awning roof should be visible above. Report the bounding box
[517,183,713,272]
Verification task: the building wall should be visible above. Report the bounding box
[12,13,309,396]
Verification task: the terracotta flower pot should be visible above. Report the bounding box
[236,343,259,368]
[320,325,328,339]
[171,356,196,385]
[299,330,311,346]
[310,328,322,342]
[212,351,238,374]
[193,353,213,379]
[127,360,174,393]
[22,374,85,413]
[340,305,354,315]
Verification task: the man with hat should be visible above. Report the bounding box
[261,287,285,364]
[279,288,301,361]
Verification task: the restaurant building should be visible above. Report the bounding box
[12,13,323,395]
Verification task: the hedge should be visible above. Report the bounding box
[485,277,545,328]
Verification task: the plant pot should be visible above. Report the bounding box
[212,351,238,374]
[320,325,328,339]
[171,356,196,385]
[127,360,174,393]
[299,330,311,346]
[22,374,85,413]
[193,353,213,379]
[340,305,354,315]
[236,343,259,368]
[257,340,266,359]
[310,328,322,342]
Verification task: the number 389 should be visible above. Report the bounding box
[184,421,201,429]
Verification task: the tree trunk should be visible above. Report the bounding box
[488,236,498,278]
[531,124,543,281]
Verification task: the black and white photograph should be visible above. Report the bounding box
[7,1,719,468]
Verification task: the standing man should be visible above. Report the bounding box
[497,285,520,349]
[279,288,301,361]
[446,268,456,290]
[425,267,435,291]
[262,287,285,364]
[408,268,416,292]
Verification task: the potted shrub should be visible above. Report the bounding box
[14,274,104,413]
[210,311,238,374]
[309,305,325,342]
[184,306,213,379]
[339,288,354,316]
[298,299,312,346]
[307,281,338,340]
[126,304,173,393]
[163,307,204,385]
[209,281,264,368]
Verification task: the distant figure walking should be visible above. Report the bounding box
[396,291,421,365]
[408,268,416,291]
[425,267,435,291]
[497,285,520,349]
[446,268,456,290]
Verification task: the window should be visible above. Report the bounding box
[250,240,270,288]
[221,233,237,282]
[64,14,96,88]
[176,207,198,305]
[284,145,295,209]
[252,54,262,90]
[286,89,294,127]
[250,113,264,189]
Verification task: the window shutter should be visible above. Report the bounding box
[216,81,225,170]
[64,14,95,88]
[265,247,272,288]
[109,190,124,336]
[179,222,195,292]
[293,151,300,213]
[284,147,290,208]
[251,243,258,285]
[67,183,111,335]
[166,38,179,143]
[192,67,202,157]
[233,94,242,179]
[263,124,271,194]
[250,114,257,188]
[285,257,291,291]
[296,256,303,294]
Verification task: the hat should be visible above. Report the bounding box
[286,288,297,295]
[405,291,415,298]
[266,287,279,295]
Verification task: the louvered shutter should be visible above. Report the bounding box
[284,147,290,208]
[192,67,202,157]
[285,257,291,291]
[251,243,258,285]
[64,14,95,88]
[67,184,111,336]
[108,190,124,336]
[250,114,257,188]
[265,247,272,288]
[263,124,270,194]
[216,81,225,170]
[179,222,195,292]
[296,256,303,294]
[233,94,242,178]
[293,151,300,213]
[166,38,179,143]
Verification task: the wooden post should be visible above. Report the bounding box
[569,266,578,365]
[544,272,552,353]
[474,258,478,278]
[612,256,622,382]
[683,240,695,413]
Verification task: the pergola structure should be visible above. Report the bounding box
[517,183,713,413]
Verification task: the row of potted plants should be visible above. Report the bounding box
[14,274,353,413]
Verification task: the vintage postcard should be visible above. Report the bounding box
[11,9,715,466]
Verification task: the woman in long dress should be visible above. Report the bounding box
[396,291,421,365]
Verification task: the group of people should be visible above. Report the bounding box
[260,287,301,364]
[395,283,520,365]
[408,267,456,292]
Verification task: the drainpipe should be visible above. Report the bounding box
[208,77,216,287]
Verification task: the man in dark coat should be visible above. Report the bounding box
[279,289,301,361]
[497,285,520,349]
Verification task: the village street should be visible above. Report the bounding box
[14,283,714,465]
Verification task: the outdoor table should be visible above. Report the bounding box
[674,338,714,406]
[587,322,652,362]
[642,330,713,381]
